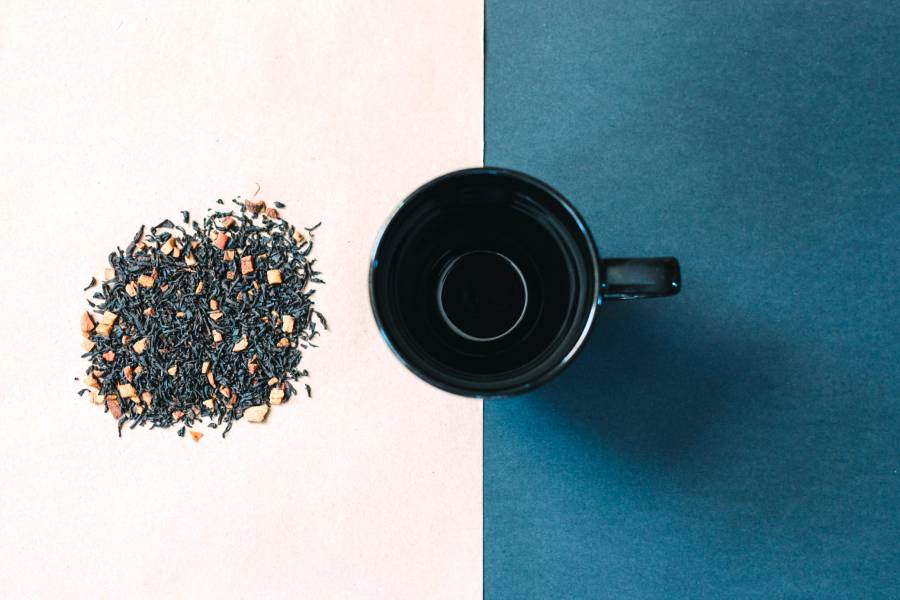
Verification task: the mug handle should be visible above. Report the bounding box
[601,257,681,301]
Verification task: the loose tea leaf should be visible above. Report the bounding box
[77,197,324,437]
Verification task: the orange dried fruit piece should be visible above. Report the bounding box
[137,271,156,287]
[232,336,249,352]
[107,397,122,419]
[240,255,254,275]
[244,405,268,422]
[269,387,285,405]
[245,199,266,215]
[282,315,295,333]
[160,237,177,255]
[80,311,95,333]
[132,338,148,354]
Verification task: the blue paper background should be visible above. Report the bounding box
[484,2,899,598]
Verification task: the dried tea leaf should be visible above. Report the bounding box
[77,198,324,438]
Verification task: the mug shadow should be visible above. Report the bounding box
[529,300,782,467]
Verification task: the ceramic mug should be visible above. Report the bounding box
[369,167,680,397]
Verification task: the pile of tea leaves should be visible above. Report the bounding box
[77,198,325,439]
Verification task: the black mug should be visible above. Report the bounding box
[369,168,680,397]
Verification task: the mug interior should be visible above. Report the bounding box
[369,168,599,396]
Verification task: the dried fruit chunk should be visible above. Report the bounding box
[240,255,254,275]
[189,430,203,442]
[243,405,268,422]
[245,199,266,214]
[107,397,122,419]
[269,387,285,404]
[282,315,295,333]
[266,270,282,285]
[160,237,177,255]
[137,271,156,287]
[80,311,95,334]
[132,338,148,354]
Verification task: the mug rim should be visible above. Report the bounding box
[368,166,601,398]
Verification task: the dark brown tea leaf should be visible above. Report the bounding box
[77,197,324,438]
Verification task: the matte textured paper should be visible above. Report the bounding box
[0,2,482,598]
[484,1,898,597]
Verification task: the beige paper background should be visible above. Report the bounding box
[0,2,482,598]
